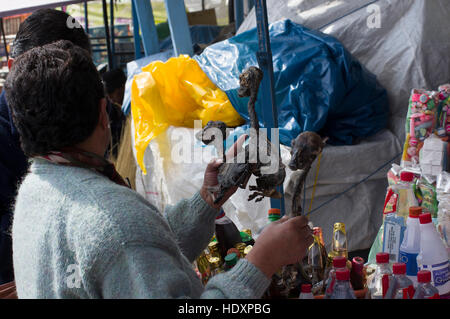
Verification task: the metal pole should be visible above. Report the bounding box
[254,0,284,215]
[0,18,8,61]
[101,0,113,70]
[131,0,142,59]
[84,1,89,35]
[110,0,115,68]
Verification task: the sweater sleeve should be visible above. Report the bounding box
[162,192,219,263]
[101,244,270,299]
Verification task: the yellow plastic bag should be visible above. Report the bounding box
[131,55,244,174]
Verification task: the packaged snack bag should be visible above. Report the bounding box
[436,84,450,137]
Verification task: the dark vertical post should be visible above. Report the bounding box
[102,0,113,70]
[110,0,115,68]
[254,0,285,215]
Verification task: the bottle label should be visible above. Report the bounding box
[420,261,450,288]
[398,251,418,276]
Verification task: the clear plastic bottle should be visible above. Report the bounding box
[367,252,392,299]
[331,222,348,259]
[413,270,440,299]
[308,234,326,286]
[329,269,356,299]
[399,206,422,286]
[324,256,348,298]
[394,171,418,220]
[385,263,415,299]
[416,213,450,296]
[299,284,314,299]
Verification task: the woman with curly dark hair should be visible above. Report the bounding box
[5,40,312,298]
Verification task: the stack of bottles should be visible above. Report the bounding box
[194,209,256,285]
[366,252,443,299]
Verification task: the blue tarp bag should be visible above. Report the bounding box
[194,19,388,146]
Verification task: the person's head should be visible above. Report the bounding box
[8,8,91,69]
[101,68,126,106]
[4,40,110,157]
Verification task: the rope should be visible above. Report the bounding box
[307,152,322,217]
[305,151,403,217]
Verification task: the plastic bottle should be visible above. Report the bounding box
[385,263,415,299]
[399,206,422,286]
[307,234,326,286]
[367,252,392,299]
[324,256,348,298]
[413,270,440,299]
[215,210,242,259]
[299,284,314,299]
[394,171,418,220]
[329,269,357,299]
[416,213,450,296]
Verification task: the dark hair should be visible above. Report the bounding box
[4,40,104,157]
[11,9,91,58]
[102,68,126,94]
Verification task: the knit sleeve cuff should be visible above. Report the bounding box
[190,191,220,220]
[221,258,271,298]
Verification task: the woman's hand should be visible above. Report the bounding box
[200,134,248,210]
[245,215,314,279]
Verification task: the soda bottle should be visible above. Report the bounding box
[209,257,224,276]
[329,222,348,260]
[394,171,418,220]
[416,213,450,296]
[324,256,348,298]
[329,269,357,299]
[196,251,211,285]
[215,210,242,259]
[350,257,365,291]
[385,263,415,299]
[413,270,440,299]
[299,284,314,299]
[398,206,422,286]
[367,252,392,299]
[307,234,326,286]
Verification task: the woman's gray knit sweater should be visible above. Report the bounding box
[12,159,270,298]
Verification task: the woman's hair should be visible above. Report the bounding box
[4,40,104,157]
[11,9,91,58]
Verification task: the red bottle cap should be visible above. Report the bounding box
[336,269,350,281]
[333,256,347,268]
[400,171,414,182]
[393,263,406,275]
[376,252,390,264]
[268,208,281,215]
[409,206,422,218]
[417,270,432,283]
[301,284,312,293]
[419,213,432,224]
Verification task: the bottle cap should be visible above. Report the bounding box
[268,214,281,222]
[301,284,312,293]
[376,252,390,264]
[313,227,322,236]
[227,248,240,258]
[225,253,238,266]
[333,256,347,268]
[419,213,432,224]
[409,206,422,218]
[400,171,414,182]
[393,263,406,275]
[417,270,432,283]
[335,269,350,281]
[268,208,281,215]
[240,232,252,243]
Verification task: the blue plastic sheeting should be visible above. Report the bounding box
[194,19,389,146]
[122,25,223,115]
